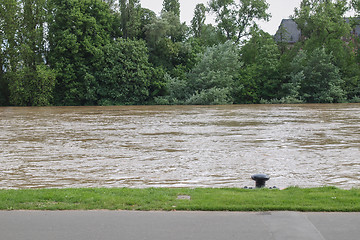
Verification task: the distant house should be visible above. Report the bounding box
[345,18,360,38]
[274,18,360,44]
[274,19,302,44]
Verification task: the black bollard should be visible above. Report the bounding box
[251,174,270,188]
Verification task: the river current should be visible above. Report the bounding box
[0,104,359,189]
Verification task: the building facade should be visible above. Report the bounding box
[274,18,360,44]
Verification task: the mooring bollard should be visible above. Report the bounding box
[251,174,270,188]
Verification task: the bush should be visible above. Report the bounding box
[287,48,345,103]
[186,87,233,105]
[8,64,56,106]
[95,39,158,105]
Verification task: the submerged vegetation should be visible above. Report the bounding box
[1,187,360,212]
[0,0,360,106]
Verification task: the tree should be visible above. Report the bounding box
[20,0,47,70]
[350,0,360,101]
[9,64,56,106]
[196,24,227,46]
[145,11,188,72]
[103,0,118,10]
[0,1,6,105]
[352,0,360,15]
[155,41,242,105]
[208,0,270,43]
[0,2,4,77]
[48,0,113,105]
[1,0,56,106]
[287,48,345,103]
[138,8,157,40]
[0,0,20,105]
[292,0,360,102]
[0,0,19,72]
[293,0,351,50]
[237,30,281,103]
[162,0,180,17]
[191,3,206,38]
[185,41,242,104]
[351,0,360,63]
[119,0,142,39]
[95,39,165,105]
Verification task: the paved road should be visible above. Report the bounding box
[1,211,360,240]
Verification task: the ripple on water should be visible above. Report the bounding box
[0,104,360,189]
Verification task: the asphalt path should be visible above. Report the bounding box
[1,211,360,240]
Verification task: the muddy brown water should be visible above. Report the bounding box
[0,104,359,189]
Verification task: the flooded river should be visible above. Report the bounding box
[0,104,359,189]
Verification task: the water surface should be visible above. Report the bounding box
[1,104,359,189]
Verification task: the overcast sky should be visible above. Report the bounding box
[140,0,302,35]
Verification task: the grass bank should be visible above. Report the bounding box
[1,187,360,212]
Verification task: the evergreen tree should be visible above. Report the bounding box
[0,0,19,105]
[20,0,47,69]
[0,0,19,72]
[2,0,56,106]
[119,0,142,39]
[191,3,206,38]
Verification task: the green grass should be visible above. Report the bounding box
[1,187,360,211]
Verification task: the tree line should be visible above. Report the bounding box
[0,0,359,106]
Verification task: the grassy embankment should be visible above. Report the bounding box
[1,187,360,211]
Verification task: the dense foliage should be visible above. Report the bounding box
[0,0,359,106]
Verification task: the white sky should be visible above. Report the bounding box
[140,0,302,35]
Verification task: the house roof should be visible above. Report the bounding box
[274,19,301,44]
[345,18,360,37]
[274,18,360,43]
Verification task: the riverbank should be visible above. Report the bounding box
[1,187,359,211]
